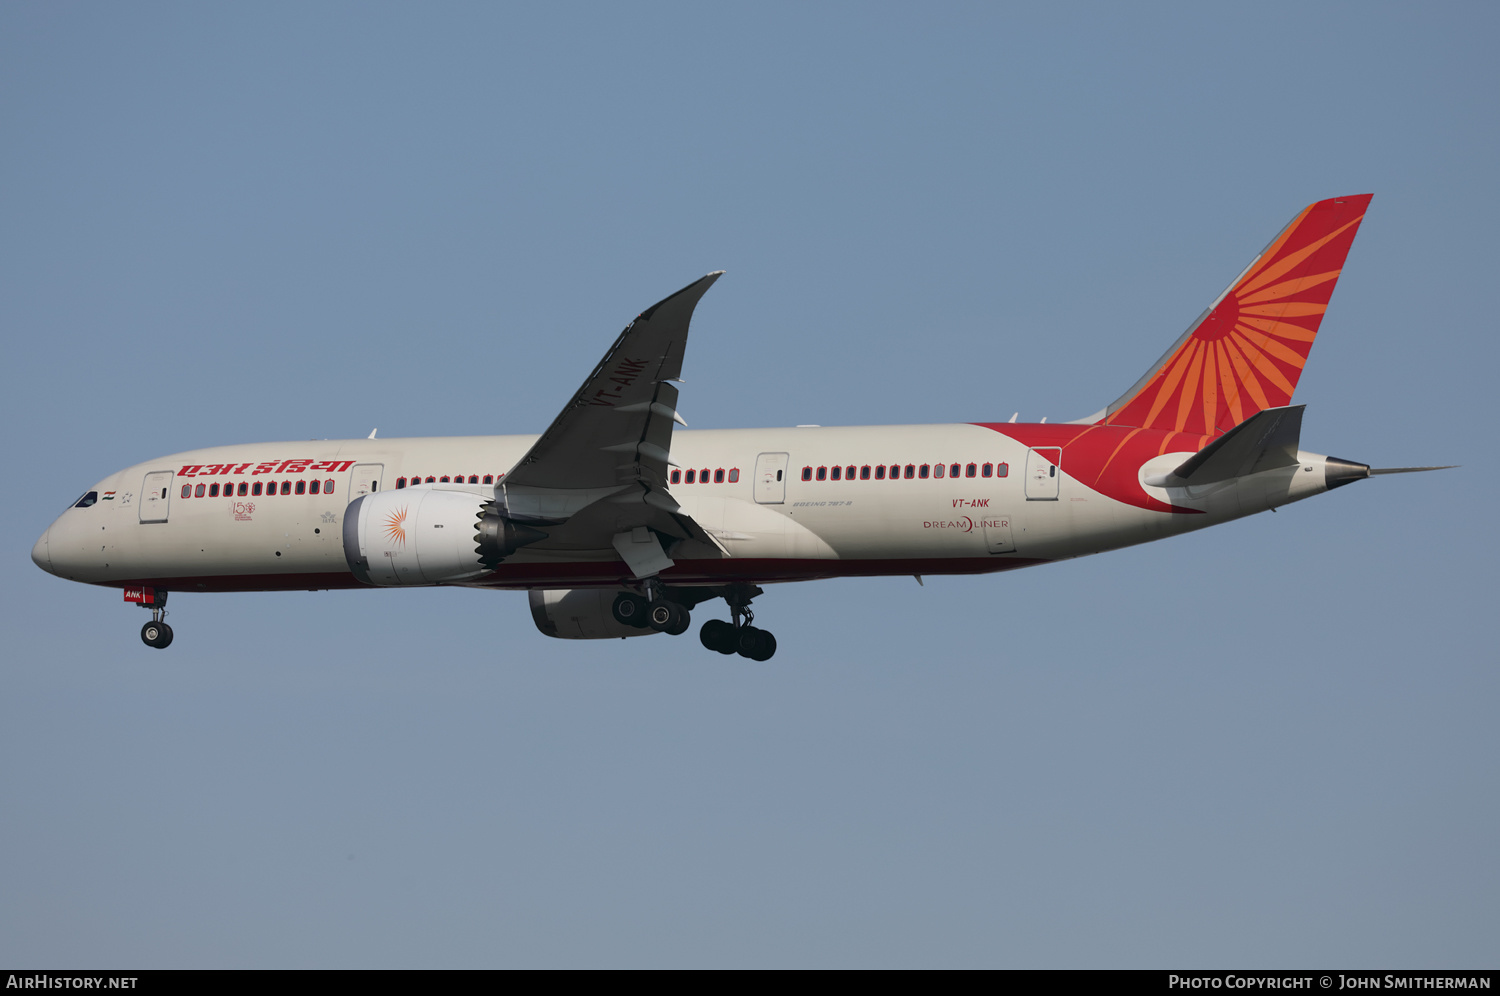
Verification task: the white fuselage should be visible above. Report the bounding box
[33,422,1338,594]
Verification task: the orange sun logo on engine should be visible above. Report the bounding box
[382,506,408,546]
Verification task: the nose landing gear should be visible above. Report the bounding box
[141,618,173,649]
[131,587,173,649]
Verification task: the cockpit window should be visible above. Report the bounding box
[73,491,98,508]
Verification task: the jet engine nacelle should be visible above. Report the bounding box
[343,488,544,586]
[529,589,658,640]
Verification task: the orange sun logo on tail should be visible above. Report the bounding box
[382,506,408,546]
[1103,194,1372,439]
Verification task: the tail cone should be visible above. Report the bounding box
[1324,457,1372,491]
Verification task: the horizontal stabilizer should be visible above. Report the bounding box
[1145,405,1304,487]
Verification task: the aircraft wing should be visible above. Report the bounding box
[497,272,728,577]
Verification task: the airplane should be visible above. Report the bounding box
[31,193,1449,659]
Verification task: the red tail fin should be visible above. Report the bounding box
[1097,194,1372,435]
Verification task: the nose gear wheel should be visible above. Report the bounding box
[140,620,173,649]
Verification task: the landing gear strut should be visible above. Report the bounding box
[136,589,172,649]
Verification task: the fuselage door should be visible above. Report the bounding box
[983,513,1015,553]
[350,463,384,500]
[139,471,174,523]
[753,452,789,504]
[1025,447,1061,500]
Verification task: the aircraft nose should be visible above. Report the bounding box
[32,525,53,574]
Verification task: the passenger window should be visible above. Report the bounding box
[195,484,206,497]
[252,482,262,496]
[714,469,725,483]
[483,475,494,484]
[934,464,945,479]
[295,480,306,495]
[996,463,1009,477]
[728,468,740,483]
[875,465,885,479]
[830,466,841,480]
[952,463,961,478]
[700,468,709,482]
[671,470,681,484]
[802,467,812,481]
[919,464,930,479]
[325,479,335,493]
[816,466,827,481]
[281,481,291,495]
[397,478,407,489]
[982,463,993,478]
[966,463,977,478]
[860,465,870,480]
[310,479,320,494]
[469,475,479,484]
[426,476,435,483]
[904,465,915,479]
[180,485,191,499]
[211,483,222,497]
[685,470,695,483]
[846,465,856,480]
[891,465,901,479]
[238,482,248,496]
[440,476,450,483]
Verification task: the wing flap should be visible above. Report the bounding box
[612,528,676,579]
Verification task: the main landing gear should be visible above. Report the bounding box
[137,589,172,649]
[614,582,777,660]
[612,591,691,635]
[698,618,776,661]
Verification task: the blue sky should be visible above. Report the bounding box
[2,2,1496,967]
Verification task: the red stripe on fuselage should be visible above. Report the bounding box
[972,422,1203,514]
